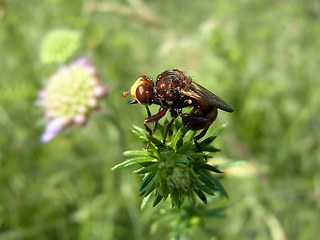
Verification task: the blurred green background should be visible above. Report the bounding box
[1,0,319,239]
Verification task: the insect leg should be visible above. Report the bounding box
[193,126,210,159]
[180,113,210,154]
[145,105,157,134]
[163,116,177,143]
[194,126,210,141]
[153,107,163,133]
[180,113,210,133]
[143,106,153,136]
[144,108,168,135]
[145,106,152,117]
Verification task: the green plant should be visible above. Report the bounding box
[113,119,229,208]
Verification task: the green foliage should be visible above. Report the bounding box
[1,0,319,239]
[40,29,81,64]
[113,121,228,208]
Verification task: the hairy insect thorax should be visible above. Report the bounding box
[155,69,190,109]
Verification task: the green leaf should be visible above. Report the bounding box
[200,164,223,173]
[40,29,80,64]
[197,170,217,189]
[123,150,150,157]
[174,157,189,164]
[171,193,183,208]
[176,138,184,151]
[138,137,149,144]
[132,125,148,135]
[134,168,151,174]
[194,189,207,204]
[211,123,227,137]
[217,160,247,170]
[178,127,188,142]
[173,118,183,130]
[199,184,216,195]
[141,194,151,210]
[112,157,156,170]
[112,160,138,170]
[134,163,159,174]
[132,125,148,140]
[184,130,196,142]
[193,159,207,168]
[204,206,228,218]
[139,171,156,192]
[185,152,206,159]
[199,136,217,148]
[159,119,169,138]
[134,168,150,175]
[176,142,193,154]
[202,145,221,152]
[153,193,163,207]
[171,128,183,151]
[211,176,228,198]
[139,162,158,167]
[140,179,156,197]
[146,134,164,147]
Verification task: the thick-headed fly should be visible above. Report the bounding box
[123,69,233,143]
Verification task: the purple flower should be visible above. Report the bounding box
[39,58,108,142]
[40,118,67,142]
[75,57,92,66]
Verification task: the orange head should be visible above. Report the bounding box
[123,75,155,105]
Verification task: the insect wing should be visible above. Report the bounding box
[181,82,233,112]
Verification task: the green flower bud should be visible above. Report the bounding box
[113,122,229,207]
[40,29,80,64]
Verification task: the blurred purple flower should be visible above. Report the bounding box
[39,58,108,142]
[40,118,67,142]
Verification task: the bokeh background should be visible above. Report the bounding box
[1,0,319,239]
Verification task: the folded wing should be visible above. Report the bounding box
[181,82,234,112]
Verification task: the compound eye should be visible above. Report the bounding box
[136,84,154,105]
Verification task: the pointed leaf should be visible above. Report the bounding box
[134,162,158,174]
[141,194,151,210]
[211,176,228,198]
[176,138,183,150]
[140,179,156,197]
[153,193,163,207]
[184,130,196,142]
[171,128,183,151]
[139,161,157,167]
[123,150,150,157]
[201,164,223,173]
[199,184,216,195]
[132,125,148,141]
[197,170,217,189]
[159,120,169,138]
[194,189,207,204]
[217,160,247,170]
[199,136,217,148]
[171,193,183,208]
[205,206,228,218]
[132,125,148,135]
[202,145,221,152]
[193,159,207,168]
[112,157,155,170]
[185,152,206,159]
[139,171,156,192]
[174,156,189,164]
[146,134,164,147]
[134,168,151,175]
[176,142,193,154]
[211,123,227,137]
